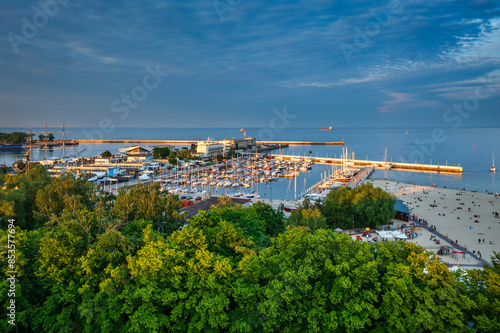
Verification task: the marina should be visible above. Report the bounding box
[1,127,499,195]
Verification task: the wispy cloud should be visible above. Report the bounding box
[0,0,499,127]
[378,91,416,113]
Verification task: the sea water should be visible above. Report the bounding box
[1,127,498,197]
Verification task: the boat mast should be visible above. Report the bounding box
[44,121,48,160]
[294,169,297,203]
[62,121,65,159]
[29,127,33,163]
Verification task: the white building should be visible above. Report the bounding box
[196,141,223,158]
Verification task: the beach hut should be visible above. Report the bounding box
[394,199,410,222]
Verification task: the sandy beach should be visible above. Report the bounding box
[368,179,500,267]
[252,180,500,268]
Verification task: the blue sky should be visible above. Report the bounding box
[1,0,499,128]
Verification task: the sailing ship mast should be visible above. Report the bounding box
[492,153,496,172]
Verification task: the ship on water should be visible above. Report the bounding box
[0,144,25,151]
[319,126,333,131]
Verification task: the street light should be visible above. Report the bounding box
[352,215,354,235]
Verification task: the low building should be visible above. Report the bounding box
[118,146,153,162]
[94,157,123,164]
[394,199,410,222]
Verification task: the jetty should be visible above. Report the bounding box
[271,154,463,174]
[76,139,345,146]
[256,139,344,146]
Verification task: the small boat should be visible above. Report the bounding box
[239,128,250,132]
[492,153,496,172]
[283,206,299,212]
[65,140,79,146]
[319,127,333,131]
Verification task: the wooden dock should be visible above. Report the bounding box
[272,154,463,174]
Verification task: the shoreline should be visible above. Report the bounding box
[369,179,499,267]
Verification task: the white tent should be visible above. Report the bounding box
[392,231,409,239]
[376,231,394,239]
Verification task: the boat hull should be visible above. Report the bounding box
[0,144,24,151]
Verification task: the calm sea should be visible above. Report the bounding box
[1,127,498,198]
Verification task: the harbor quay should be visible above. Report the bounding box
[270,154,463,174]
[76,139,345,146]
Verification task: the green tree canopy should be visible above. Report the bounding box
[100,150,112,158]
[318,182,396,230]
[152,146,171,159]
[0,132,28,144]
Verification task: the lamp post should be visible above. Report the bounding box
[352,215,354,235]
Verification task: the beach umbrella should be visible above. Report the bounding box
[334,228,343,232]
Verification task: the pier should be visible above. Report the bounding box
[271,154,463,174]
[300,166,375,199]
[76,139,345,146]
[256,139,344,146]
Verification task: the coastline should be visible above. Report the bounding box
[369,178,500,267]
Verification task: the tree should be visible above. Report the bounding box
[34,225,89,332]
[353,182,396,229]
[317,186,355,229]
[111,182,183,234]
[35,173,97,225]
[100,150,112,158]
[190,204,267,250]
[152,146,171,159]
[0,131,28,144]
[318,182,396,230]
[0,164,51,229]
[119,225,237,332]
[38,134,45,141]
[250,201,285,237]
[47,133,55,142]
[0,228,45,333]
[372,241,474,332]
[242,227,381,332]
[288,207,327,233]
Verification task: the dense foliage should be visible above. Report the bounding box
[0,132,29,144]
[100,150,112,158]
[152,146,171,159]
[317,182,397,229]
[1,170,499,332]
